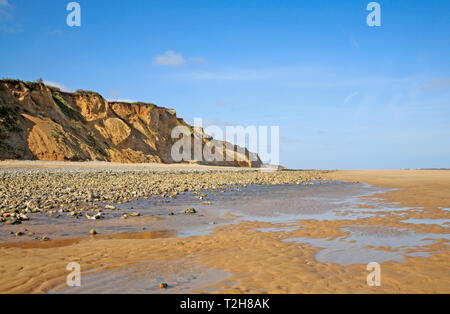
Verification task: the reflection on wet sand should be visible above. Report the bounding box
[284,225,449,265]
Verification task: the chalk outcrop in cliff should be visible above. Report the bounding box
[0,79,261,167]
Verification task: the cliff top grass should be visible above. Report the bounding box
[1,78,175,112]
[0,78,45,90]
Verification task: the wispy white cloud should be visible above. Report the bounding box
[153,50,186,67]
[153,51,206,67]
[185,69,271,81]
[344,92,358,104]
[287,76,417,89]
[0,0,12,17]
[175,65,417,90]
[43,80,71,92]
[175,65,320,81]
[0,0,11,9]
[0,0,24,33]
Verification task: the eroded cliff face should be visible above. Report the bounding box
[0,79,261,167]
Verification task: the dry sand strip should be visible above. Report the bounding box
[0,170,449,294]
[0,160,259,172]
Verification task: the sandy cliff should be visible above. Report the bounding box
[0,79,261,167]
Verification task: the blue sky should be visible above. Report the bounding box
[1,0,449,169]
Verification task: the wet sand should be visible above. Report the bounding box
[323,170,450,210]
[0,169,449,294]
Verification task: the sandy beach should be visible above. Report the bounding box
[0,164,448,294]
[2,0,448,300]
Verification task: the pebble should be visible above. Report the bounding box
[86,213,102,220]
[181,208,197,214]
[0,168,323,228]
